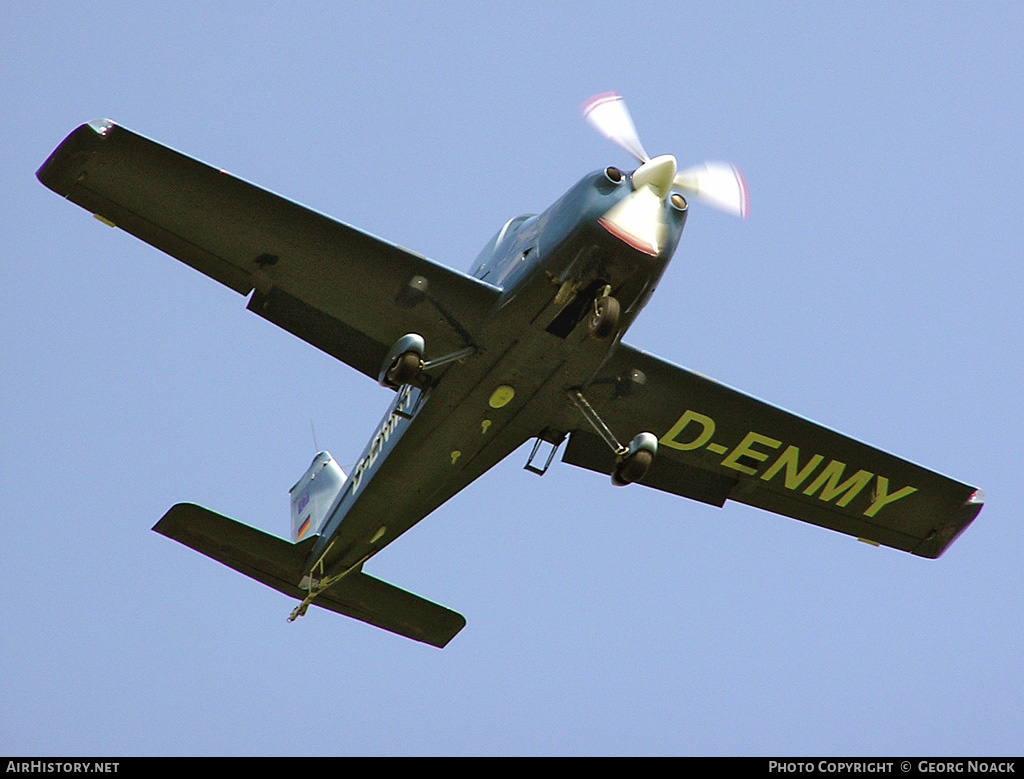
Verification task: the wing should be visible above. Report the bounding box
[563,343,983,558]
[37,120,501,379]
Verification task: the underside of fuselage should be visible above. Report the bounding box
[305,168,689,583]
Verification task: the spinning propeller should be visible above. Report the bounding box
[582,92,749,219]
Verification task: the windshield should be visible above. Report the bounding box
[469,214,536,279]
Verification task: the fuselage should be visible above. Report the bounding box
[305,167,688,581]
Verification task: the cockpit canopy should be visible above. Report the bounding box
[468,214,537,282]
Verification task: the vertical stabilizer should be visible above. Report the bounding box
[289,452,347,542]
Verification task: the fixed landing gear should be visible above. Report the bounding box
[378,333,425,389]
[612,432,657,486]
[566,390,657,486]
[378,333,477,389]
[587,294,620,340]
[385,350,422,387]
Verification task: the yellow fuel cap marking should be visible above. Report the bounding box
[489,385,515,409]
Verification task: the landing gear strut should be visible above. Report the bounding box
[566,390,657,486]
[378,333,477,389]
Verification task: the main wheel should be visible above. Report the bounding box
[612,449,652,486]
[587,295,620,340]
[385,350,421,387]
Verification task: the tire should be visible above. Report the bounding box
[587,295,620,340]
[612,449,652,486]
[385,350,421,387]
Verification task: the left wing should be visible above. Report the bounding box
[563,343,982,558]
[37,120,501,379]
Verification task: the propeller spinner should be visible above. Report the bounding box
[581,92,749,219]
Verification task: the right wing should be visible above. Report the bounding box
[37,120,501,379]
[562,343,983,558]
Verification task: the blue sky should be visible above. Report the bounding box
[3,2,1022,756]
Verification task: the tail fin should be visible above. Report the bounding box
[154,503,466,648]
[289,452,347,542]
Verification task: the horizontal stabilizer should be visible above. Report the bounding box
[154,503,465,648]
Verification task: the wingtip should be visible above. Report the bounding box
[86,118,116,135]
[37,119,118,195]
[913,489,985,559]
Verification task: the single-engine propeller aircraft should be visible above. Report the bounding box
[38,94,983,647]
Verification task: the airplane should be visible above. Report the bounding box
[37,93,983,648]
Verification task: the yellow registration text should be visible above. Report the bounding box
[660,410,917,518]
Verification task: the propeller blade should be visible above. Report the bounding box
[581,92,649,163]
[673,163,750,219]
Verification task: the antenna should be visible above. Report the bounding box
[310,419,319,453]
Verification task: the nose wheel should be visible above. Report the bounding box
[587,295,620,339]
